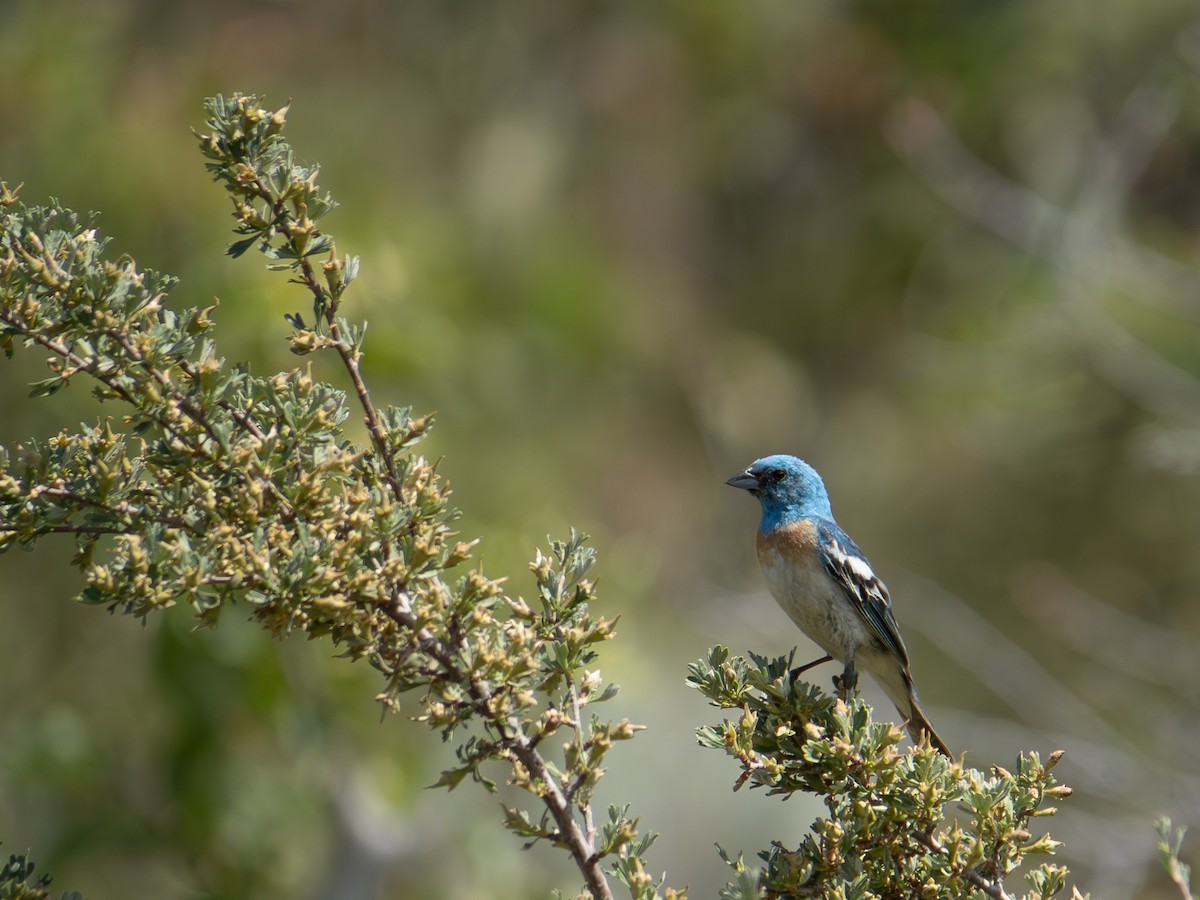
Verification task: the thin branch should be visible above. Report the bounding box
[568,677,597,844]
[174,357,267,441]
[384,590,612,900]
[328,316,405,494]
[0,310,198,451]
[887,96,1200,425]
[240,172,408,504]
[103,325,235,438]
[885,96,1200,319]
[0,486,192,543]
[231,153,614,900]
[300,247,406,504]
[100,326,297,517]
[0,523,128,535]
[914,831,1014,900]
[1165,855,1193,900]
[31,487,192,530]
[0,306,299,523]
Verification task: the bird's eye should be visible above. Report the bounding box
[770,468,787,482]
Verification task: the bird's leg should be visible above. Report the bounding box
[834,658,858,701]
[788,654,833,682]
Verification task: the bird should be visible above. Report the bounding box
[725,454,952,756]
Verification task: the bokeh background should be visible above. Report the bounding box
[4,1,1200,897]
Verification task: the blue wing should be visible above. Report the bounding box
[814,519,910,666]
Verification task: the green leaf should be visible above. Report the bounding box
[431,765,472,791]
[226,235,259,258]
[27,377,64,398]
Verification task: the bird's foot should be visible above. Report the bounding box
[834,661,858,701]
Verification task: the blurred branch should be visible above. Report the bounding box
[891,570,1133,748]
[886,93,1200,425]
[322,768,430,900]
[898,569,1200,897]
[885,94,1195,319]
[1157,818,1195,900]
[1012,562,1200,691]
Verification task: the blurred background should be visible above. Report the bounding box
[3,0,1200,897]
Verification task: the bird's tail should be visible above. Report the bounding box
[904,692,953,758]
[870,659,953,757]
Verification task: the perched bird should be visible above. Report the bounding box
[726,454,952,756]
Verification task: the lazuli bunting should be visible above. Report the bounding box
[726,454,952,756]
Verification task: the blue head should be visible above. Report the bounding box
[725,454,833,532]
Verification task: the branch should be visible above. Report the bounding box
[232,167,409,506]
[383,590,613,900]
[885,95,1196,318]
[0,309,199,452]
[0,523,128,535]
[227,152,616,896]
[329,323,401,487]
[886,95,1200,425]
[511,741,611,899]
[568,676,598,845]
[914,831,1014,900]
[33,487,191,530]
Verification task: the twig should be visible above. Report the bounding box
[1,302,300,523]
[885,96,1198,318]
[0,310,198,452]
[33,487,191,530]
[327,315,406,497]
[568,677,598,844]
[384,590,613,900]
[1166,856,1193,900]
[914,831,1014,900]
[233,150,615,900]
[100,326,297,517]
[0,523,127,535]
[243,173,409,503]
[886,96,1200,424]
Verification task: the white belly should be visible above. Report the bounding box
[756,534,914,718]
[759,546,872,663]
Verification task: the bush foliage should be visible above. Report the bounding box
[0,94,1108,899]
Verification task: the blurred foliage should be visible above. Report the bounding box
[0,850,80,900]
[1155,819,1194,900]
[3,0,1200,898]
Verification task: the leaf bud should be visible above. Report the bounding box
[267,103,290,134]
[322,250,344,296]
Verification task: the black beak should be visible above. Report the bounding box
[725,469,760,491]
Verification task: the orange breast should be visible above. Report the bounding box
[756,519,821,569]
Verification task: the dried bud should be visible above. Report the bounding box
[267,103,290,134]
